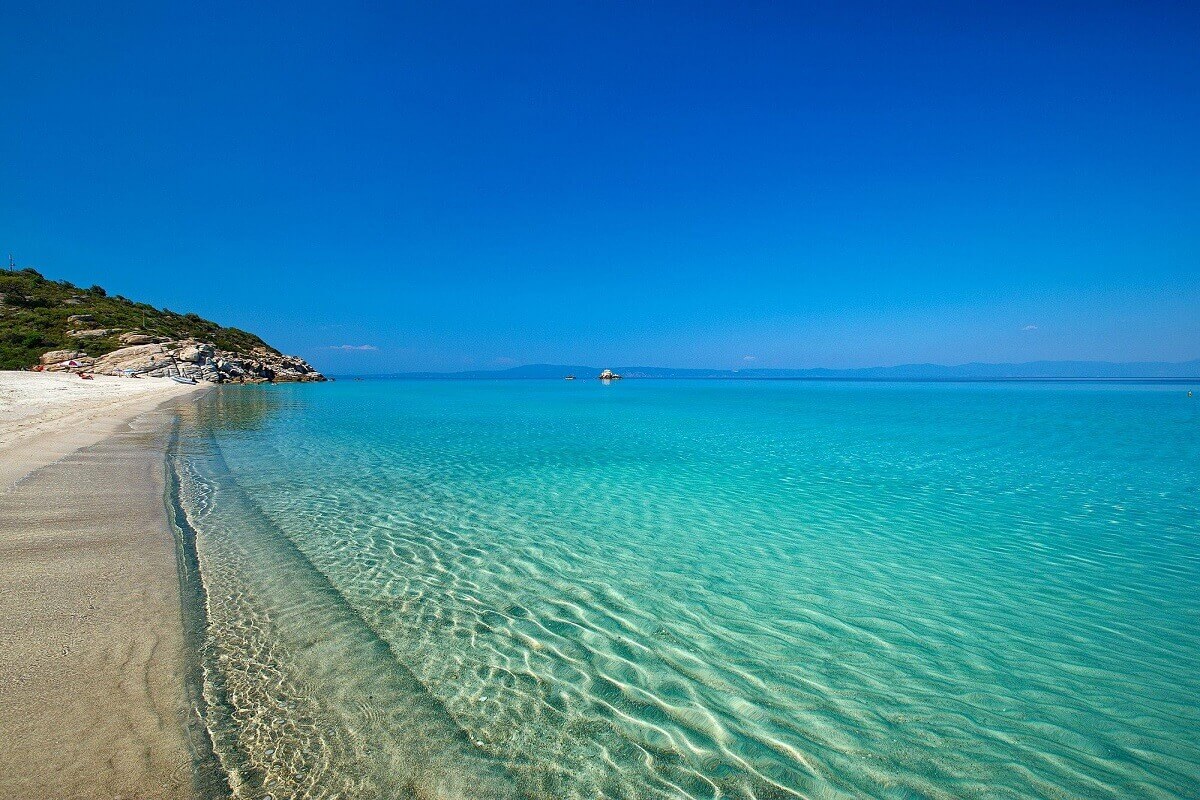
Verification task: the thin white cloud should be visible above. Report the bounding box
[1022,325,1038,331]
[327,344,379,351]
[742,355,757,361]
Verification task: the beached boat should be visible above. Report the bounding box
[170,376,198,385]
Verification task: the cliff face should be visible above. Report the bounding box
[2,268,324,382]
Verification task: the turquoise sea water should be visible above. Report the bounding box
[170,380,1200,799]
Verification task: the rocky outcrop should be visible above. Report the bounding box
[43,338,324,384]
[118,331,169,345]
[40,349,87,366]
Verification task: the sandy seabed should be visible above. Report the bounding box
[0,371,207,799]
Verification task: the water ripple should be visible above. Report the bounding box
[177,380,1200,799]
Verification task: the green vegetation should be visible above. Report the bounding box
[0,268,276,370]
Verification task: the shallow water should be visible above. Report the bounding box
[171,380,1200,799]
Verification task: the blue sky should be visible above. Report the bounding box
[3,1,1198,373]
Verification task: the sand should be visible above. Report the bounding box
[0,372,202,491]
[0,371,208,799]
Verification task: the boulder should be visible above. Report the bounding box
[166,339,212,358]
[176,345,206,363]
[43,357,95,372]
[67,313,95,324]
[40,349,85,365]
[119,332,161,345]
[67,328,115,338]
[91,343,169,376]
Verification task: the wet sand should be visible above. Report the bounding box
[0,372,208,799]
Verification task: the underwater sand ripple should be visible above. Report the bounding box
[177,381,1200,799]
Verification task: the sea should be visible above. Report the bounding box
[168,378,1200,799]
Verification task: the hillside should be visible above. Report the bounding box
[0,268,322,383]
[0,268,279,370]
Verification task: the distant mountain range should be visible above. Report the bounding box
[391,360,1200,380]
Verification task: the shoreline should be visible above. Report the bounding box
[165,419,232,800]
[0,372,211,798]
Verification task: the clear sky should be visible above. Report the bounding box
[3,1,1198,373]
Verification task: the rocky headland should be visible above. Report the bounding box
[2,268,324,383]
[38,338,322,383]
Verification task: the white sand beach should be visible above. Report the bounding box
[0,371,202,490]
[0,371,207,798]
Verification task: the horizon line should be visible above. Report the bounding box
[324,356,1200,381]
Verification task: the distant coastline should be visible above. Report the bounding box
[356,359,1200,381]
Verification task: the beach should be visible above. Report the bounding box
[0,371,206,799]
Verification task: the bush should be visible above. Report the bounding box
[5,329,54,349]
[5,292,52,308]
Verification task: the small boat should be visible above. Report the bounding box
[564,375,576,380]
[171,376,198,385]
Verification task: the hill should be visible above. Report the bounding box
[0,268,322,382]
[0,268,278,370]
